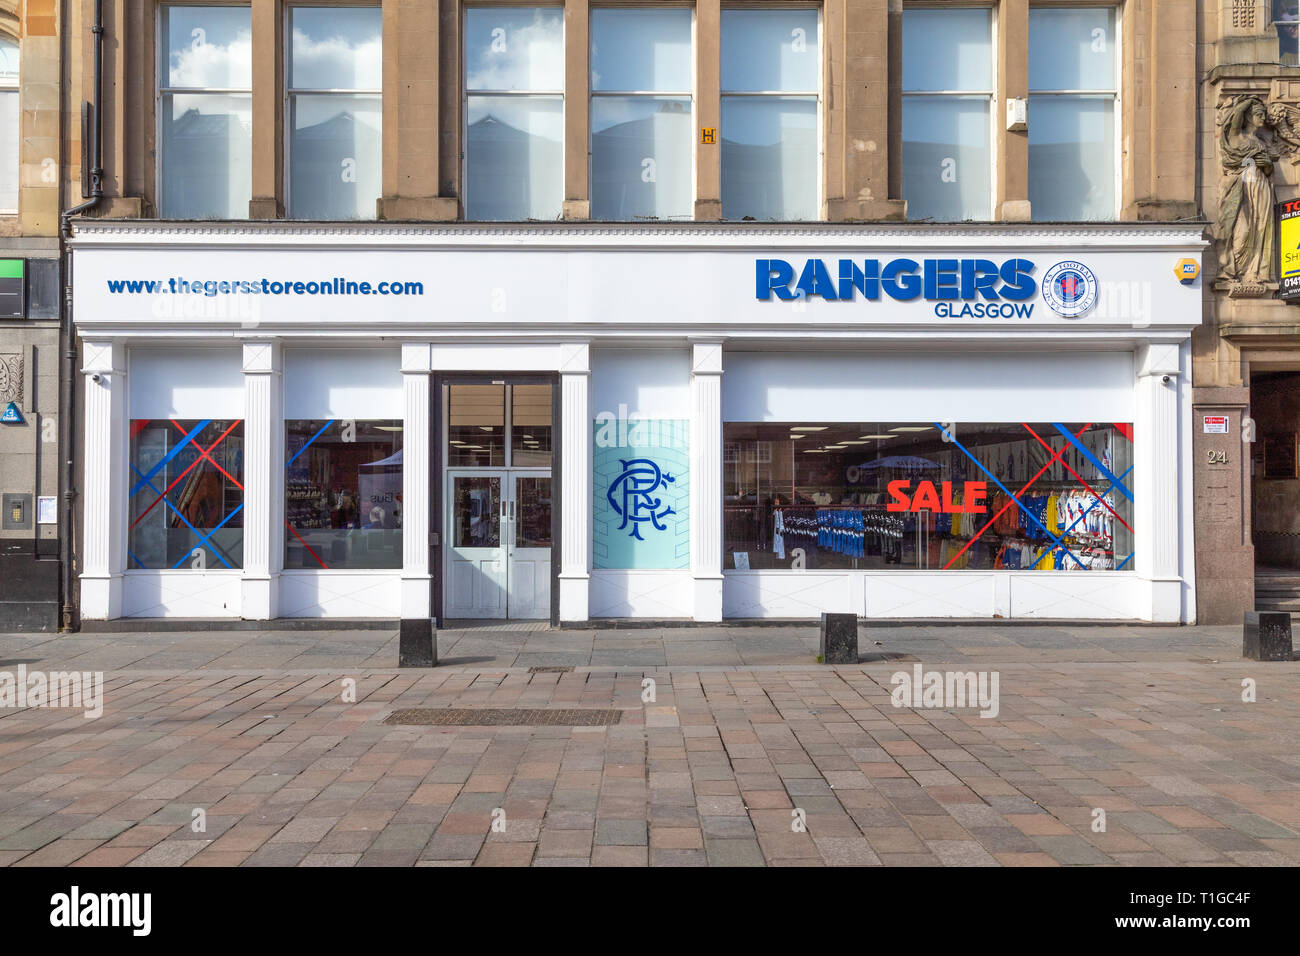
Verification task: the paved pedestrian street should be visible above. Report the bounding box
[0,625,1297,867]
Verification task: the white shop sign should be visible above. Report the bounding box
[72,234,1204,333]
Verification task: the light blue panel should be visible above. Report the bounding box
[593,418,689,570]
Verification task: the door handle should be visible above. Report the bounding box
[509,500,516,521]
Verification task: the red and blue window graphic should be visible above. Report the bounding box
[283,419,404,570]
[722,421,1133,572]
[128,419,244,569]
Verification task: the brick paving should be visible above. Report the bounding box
[0,624,1298,867]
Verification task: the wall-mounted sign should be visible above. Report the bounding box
[0,260,24,319]
[757,257,1100,320]
[1174,258,1200,285]
[1202,415,1229,434]
[1278,199,1300,300]
[700,127,716,145]
[593,417,689,570]
[0,401,24,424]
[74,239,1205,331]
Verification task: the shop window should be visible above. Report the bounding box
[901,7,993,222]
[590,8,693,221]
[129,419,245,569]
[720,8,820,221]
[1029,7,1117,221]
[159,5,253,219]
[723,421,1134,572]
[284,420,403,569]
[0,35,16,214]
[287,6,382,219]
[464,6,564,221]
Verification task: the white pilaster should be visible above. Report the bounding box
[80,341,126,620]
[241,341,281,619]
[559,342,591,622]
[401,343,432,619]
[1135,342,1183,622]
[690,342,724,621]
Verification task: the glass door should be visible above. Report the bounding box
[507,473,552,619]
[445,471,506,618]
[443,381,554,620]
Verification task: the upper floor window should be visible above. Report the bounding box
[287,6,382,219]
[159,5,253,219]
[901,7,993,222]
[0,36,18,214]
[464,6,564,221]
[721,8,820,221]
[1029,7,1117,221]
[590,8,693,221]
[1277,1,1299,65]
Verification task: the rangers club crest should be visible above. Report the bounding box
[607,458,676,541]
[1041,260,1098,318]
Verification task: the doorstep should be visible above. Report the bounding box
[79,618,398,633]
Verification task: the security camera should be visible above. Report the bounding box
[91,373,102,384]
[1161,375,1171,385]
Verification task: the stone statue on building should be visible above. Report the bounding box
[1217,96,1278,292]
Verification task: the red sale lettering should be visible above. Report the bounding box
[887,481,988,513]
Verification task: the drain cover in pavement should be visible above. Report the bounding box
[385,708,623,726]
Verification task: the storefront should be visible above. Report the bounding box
[70,221,1205,627]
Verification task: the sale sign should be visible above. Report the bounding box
[887,480,988,513]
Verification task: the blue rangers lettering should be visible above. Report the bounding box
[756,258,1038,318]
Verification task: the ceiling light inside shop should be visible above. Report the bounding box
[859,434,897,440]
[790,426,828,431]
[479,426,495,432]
[803,449,827,454]
[374,425,403,432]
[824,445,846,450]
[889,426,933,432]
[841,440,868,445]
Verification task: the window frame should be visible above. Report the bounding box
[0,32,18,215]
[444,382,555,470]
[588,5,697,222]
[154,2,255,220]
[1026,3,1121,222]
[899,2,998,223]
[461,3,567,222]
[718,3,825,222]
[282,2,384,221]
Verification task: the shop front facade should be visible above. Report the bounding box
[70,220,1205,628]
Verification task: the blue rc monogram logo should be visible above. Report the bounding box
[607,458,676,541]
[593,416,688,570]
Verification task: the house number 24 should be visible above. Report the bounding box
[1207,449,1229,464]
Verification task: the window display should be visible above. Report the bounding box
[129,419,244,569]
[724,421,1133,572]
[284,419,403,569]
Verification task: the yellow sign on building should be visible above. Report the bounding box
[1279,199,1300,300]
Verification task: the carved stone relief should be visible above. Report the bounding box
[0,353,22,405]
